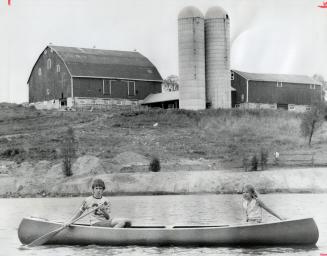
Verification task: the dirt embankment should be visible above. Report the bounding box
[1,153,327,197]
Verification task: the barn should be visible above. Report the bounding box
[27,45,163,109]
[231,70,322,111]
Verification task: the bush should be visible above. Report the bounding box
[1,148,22,157]
[1,147,26,163]
[149,157,161,172]
[300,103,325,146]
[61,127,77,176]
[260,148,269,170]
[242,156,250,172]
[250,154,258,171]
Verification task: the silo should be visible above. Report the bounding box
[178,6,206,110]
[205,6,231,109]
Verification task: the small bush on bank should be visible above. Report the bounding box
[242,156,250,172]
[61,127,77,176]
[250,154,258,171]
[1,148,22,157]
[260,148,269,170]
[149,157,161,172]
[1,147,26,163]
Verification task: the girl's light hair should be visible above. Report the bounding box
[244,184,258,198]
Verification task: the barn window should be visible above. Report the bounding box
[128,81,136,96]
[47,59,52,69]
[310,84,315,89]
[241,94,244,102]
[103,80,114,95]
[56,64,60,73]
[38,68,42,76]
[277,82,283,87]
[231,71,234,80]
[44,50,47,55]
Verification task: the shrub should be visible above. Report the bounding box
[2,148,21,157]
[260,148,269,170]
[300,103,325,146]
[61,127,77,176]
[242,156,250,172]
[149,157,161,172]
[1,147,26,163]
[250,154,258,171]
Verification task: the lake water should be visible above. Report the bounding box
[1,194,326,256]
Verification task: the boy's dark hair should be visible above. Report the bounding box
[92,179,106,190]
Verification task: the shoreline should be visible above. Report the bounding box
[1,190,327,199]
[1,167,327,198]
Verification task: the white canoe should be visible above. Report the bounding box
[18,217,319,246]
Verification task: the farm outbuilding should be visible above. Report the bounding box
[27,45,162,109]
[142,69,322,112]
[142,91,179,109]
[231,70,322,111]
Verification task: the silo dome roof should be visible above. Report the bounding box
[205,6,228,19]
[178,6,204,19]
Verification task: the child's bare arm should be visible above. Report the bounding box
[257,199,285,220]
[99,204,110,220]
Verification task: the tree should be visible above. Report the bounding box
[300,103,325,146]
[162,75,179,92]
[313,74,327,101]
[61,127,77,176]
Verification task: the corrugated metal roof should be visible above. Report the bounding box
[233,70,322,85]
[142,91,179,104]
[50,45,162,81]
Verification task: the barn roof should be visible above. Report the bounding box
[142,91,179,104]
[28,45,162,83]
[233,70,322,85]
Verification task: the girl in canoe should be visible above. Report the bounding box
[65,179,131,228]
[242,184,284,223]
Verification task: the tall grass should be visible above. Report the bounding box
[0,105,316,165]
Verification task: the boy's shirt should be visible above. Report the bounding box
[79,196,111,224]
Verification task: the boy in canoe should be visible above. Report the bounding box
[66,179,131,228]
[242,184,285,223]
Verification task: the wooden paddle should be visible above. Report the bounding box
[22,204,102,248]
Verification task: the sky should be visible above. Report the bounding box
[0,0,326,103]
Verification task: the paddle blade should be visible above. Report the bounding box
[26,226,66,247]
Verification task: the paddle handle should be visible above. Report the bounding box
[65,204,100,226]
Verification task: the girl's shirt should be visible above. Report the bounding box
[243,198,262,223]
[79,196,111,225]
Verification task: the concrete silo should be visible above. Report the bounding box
[178,6,206,110]
[205,6,231,109]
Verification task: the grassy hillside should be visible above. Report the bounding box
[0,103,326,169]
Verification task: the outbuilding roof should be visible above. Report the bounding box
[233,70,322,85]
[28,45,162,83]
[142,91,179,104]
